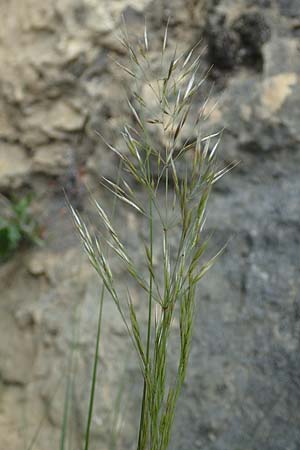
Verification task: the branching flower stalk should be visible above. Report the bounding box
[71,24,237,450]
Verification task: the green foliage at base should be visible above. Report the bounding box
[0,194,43,262]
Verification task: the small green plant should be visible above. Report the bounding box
[0,193,42,262]
[70,23,237,450]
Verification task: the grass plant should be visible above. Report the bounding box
[70,23,237,450]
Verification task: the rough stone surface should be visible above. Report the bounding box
[32,144,74,176]
[0,0,299,449]
[277,0,299,17]
[0,146,31,190]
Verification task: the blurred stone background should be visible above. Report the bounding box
[0,0,299,449]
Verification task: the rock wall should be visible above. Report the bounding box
[0,1,299,449]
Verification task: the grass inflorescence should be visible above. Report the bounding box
[70,23,237,450]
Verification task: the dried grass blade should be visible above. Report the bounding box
[128,100,144,130]
[212,160,240,184]
[163,18,170,53]
[144,23,149,51]
[183,73,195,100]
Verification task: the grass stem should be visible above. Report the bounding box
[137,189,153,450]
[83,284,104,450]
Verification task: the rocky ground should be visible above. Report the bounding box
[0,1,299,449]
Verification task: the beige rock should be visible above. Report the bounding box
[21,101,86,143]
[32,143,74,175]
[0,145,31,189]
[21,128,50,148]
[57,36,95,62]
[240,104,252,121]
[0,387,26,450]
[56,0,115,35]
[15,307,42,328]
[109,0,152,17]
[0,314,35,385]
[260,73,298,117]
[46,101,86,132]
[27,252,46,276]
[0,109,16,140]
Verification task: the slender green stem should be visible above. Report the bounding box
[137,189,153,450]
[68,309,81,450]
[83,284,104,450]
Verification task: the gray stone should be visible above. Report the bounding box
[277,0,300,17]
